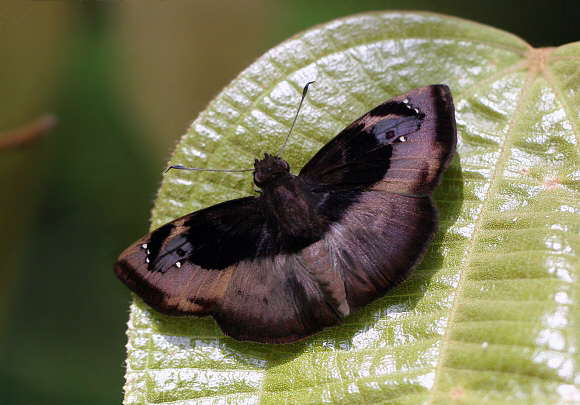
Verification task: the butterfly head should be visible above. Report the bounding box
[253,153,290,188]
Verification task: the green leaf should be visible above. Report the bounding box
[122,11,580,404]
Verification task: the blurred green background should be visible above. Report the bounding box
[0,1,578,403]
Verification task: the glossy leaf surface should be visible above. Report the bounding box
[122,11,580,405]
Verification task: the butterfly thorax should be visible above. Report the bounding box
[254,153,327,251]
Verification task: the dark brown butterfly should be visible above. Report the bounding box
[114,84,456,343]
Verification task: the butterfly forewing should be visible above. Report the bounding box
[115,197,266,316]
[300,85,455,195]
[114,84,456,343]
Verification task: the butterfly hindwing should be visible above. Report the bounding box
[213,194,438,342]
[213,254,343,343]
[317,191,438,310]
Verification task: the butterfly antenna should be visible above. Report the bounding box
[165,165,253,174]
[276,81,314,157]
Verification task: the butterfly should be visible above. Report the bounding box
[114,84,456,343]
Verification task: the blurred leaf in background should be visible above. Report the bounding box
[0,1,578,404]
[0,4,159,403]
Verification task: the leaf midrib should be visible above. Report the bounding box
[426,52,539,403]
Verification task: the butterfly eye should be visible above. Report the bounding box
[253,171,265,186]
[253,171,273,188]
